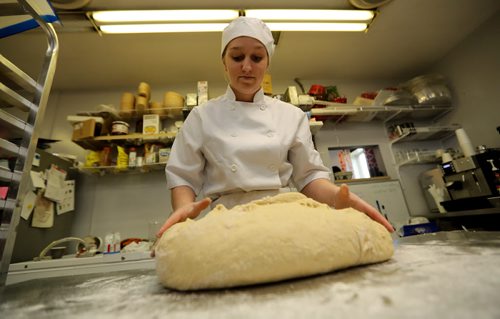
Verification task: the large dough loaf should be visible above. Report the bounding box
[155,192,394,290]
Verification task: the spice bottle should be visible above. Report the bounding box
[100,146,112,166]
[128,147,137,167]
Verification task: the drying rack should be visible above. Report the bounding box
[0,0,59,286]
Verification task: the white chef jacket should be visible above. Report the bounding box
[165,86,330,202]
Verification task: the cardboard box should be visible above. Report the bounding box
[72,119,96,140]
[284,86,299,105]
[143,114,161,135]
[186,93,198,107]
[197,81,208,105]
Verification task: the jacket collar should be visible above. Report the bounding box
[225,85,265,104]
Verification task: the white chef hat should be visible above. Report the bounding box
[221,17,275,59]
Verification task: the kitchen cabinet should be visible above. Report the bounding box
[347,179,411,231]
[0,0,59,285]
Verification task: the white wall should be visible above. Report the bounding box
[43,77,402,239]
[398,11,500,215]
[432,11,500,149]
[40,11,500,238]
[71,171,171,240]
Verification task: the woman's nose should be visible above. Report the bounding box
[241,58,252,72]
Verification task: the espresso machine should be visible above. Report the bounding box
[440,149,500,211]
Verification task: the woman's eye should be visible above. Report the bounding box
[232,55,244,62]
[251,55,263,63]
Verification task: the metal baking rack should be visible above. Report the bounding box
[0,0,59,286]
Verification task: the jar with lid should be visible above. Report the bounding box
[111,121,129,135]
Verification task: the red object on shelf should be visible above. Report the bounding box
[0,186,8,200]
[332,97,347,103]
[308,84,326,98]
[361,92,378,100]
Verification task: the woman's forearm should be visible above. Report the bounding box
[300,178,338,207]
[171,185,196,211]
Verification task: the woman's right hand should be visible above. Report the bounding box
[151,197,211,258]
[156,197,212,238]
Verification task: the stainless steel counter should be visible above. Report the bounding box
[1,231,500,319]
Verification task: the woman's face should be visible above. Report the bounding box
[222,36,269,102]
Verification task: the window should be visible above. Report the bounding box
[328,145,387,180]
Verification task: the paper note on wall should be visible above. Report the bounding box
[56,180,75,215]
[20,191,37,220]
[44,164,67,203]
[30,170,46,189]
[32,195,54,228]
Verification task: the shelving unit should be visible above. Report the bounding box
[0,166,22,184]
[388,124,460,168]
[77,161,168,175]
[393,150,441,167]
[309,120,323,135]
[93,132,177,142]
[0,108,31,138]
[0,0,59,286]
[389,125,459,144]
[73,131,177,149]
[310,104,453,124]
[383,118,460,218]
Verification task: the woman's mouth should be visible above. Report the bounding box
[239,76,255,81]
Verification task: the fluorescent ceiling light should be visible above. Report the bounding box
[267,23,368,32]
[92,10,239,23]
[99,23,229,34]
[245,9,374,22]
[92,9,374,33]
[99,22,368,34]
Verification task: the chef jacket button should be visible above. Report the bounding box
[260,105,266,111]
[231,133,237,137]
[268,164,276,171]
[231,164,237,172]
[267,132,273,138]
[231,105,236,111]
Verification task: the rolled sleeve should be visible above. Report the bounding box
[289,113,330,191]
[165,109,205,195]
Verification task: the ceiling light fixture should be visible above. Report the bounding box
[90,9,375,34]
[92,10,240,23]
[267,22,368,32]
[99,23,229,34]
[245,9,374,22]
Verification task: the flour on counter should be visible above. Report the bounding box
[2,232,500,319]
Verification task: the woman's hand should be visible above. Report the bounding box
[334,183,395,233]
[302,179,395,233]
[151,197,211,258]
[156,197,212,238]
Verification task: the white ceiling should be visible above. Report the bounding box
[1,0,499,90]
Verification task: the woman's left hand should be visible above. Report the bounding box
[334,183,395,232]
[302,179,395,233]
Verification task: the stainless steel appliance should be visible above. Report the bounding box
[440,149,500,211]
